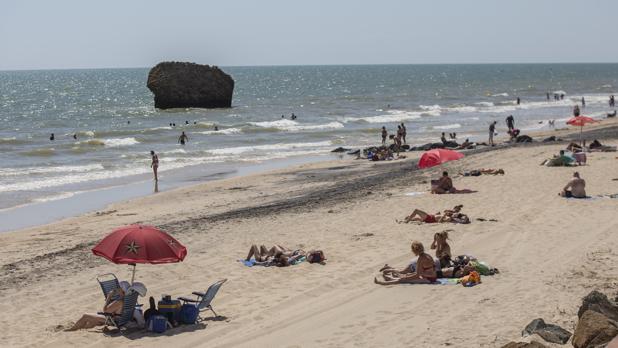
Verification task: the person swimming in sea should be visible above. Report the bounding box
[50,133,55,141]
[214,125,219,131]
[178,131,189,145]
[291,113,297,120]
[73,133,77,140]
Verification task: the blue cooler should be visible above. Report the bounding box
[180,304,199,324]
[149,315,168,333]
[158,295,181,323]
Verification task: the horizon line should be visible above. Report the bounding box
[2,61,618,72]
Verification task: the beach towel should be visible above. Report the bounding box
[435,278,459,285]
[239,258,273,267]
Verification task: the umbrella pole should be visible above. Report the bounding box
[130,263,136,284]
[580,125,583,149]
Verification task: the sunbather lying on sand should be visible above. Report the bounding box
[431,171,475,194]
[375,241,437,285]
[456,138,475,150]
[245,245,326,266]
[400,205,470,224]
[460,168,505,176]
[588,139,616,152]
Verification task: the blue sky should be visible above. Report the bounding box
[1,0,617,70]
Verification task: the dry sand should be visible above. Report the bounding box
[1,121,618,347]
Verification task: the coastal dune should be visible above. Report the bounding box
[1,125,618,347]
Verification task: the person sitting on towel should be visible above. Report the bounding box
[375,241,437,285]
[559,172,586,198]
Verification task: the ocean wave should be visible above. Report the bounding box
[207,141,332,155]
[0,163,104,177]
[475,102,494,107]
[249,119,344,132]
[0,166,149,192]
[0,137,27,145]
[77,130,95,137]
[21,148,56,157]
[76,139,105,146]
[103,137,140,147]
[198,128,243,135]
[553,90,567,95]
[434,123,462,130]
[490,93,509,97]
[32,191,76,203]
[344,109,434,124]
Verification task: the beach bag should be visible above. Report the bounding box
[148,315,169,333]
[180,304,199,324]
[470,261,491,276]
[308,250,326,264]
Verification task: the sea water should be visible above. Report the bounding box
[1,64,616,210]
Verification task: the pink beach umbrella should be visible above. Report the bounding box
[418,149,464,169]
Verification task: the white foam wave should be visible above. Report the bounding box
[249,119,344,132]
[0,163,105,177]
[490,93,509,97]
[199,128,243,135]
[434,123,462,130]
[103,137,139,147]
[250,119,297,128]
[0,166,149,192]
[207,141,332,155]
[32,192,76,203]
[344,109,434,124]
[475,102,494,107]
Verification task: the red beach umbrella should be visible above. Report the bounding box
[418,148,464,169]
[92,225,187,283]
[566,116,598,146]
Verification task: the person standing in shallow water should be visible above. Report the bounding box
[381,126,387,145]
[50,133,55,141]
[401,123,407,144]
[489,121,497,146]
[150,151,159,181]
[178,131,189,145]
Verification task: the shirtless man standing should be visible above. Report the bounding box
[150,150,159,181]
[560,172,586,198]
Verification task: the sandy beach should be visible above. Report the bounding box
[2,121,618,348]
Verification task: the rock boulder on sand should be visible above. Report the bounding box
[578,290,618,322]
[147,62,234,109]
[573,310,618,348]
[522,318,571,344]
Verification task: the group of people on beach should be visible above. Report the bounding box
[375,232,496,285]
[381,123,407,146]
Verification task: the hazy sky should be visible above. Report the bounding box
[2,0,617,70]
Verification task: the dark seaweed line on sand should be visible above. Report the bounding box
[2,124,616,292]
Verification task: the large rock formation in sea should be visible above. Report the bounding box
[147,62,234,109]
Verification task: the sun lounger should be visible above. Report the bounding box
[178,279,227,319]
[98,290,139,330]
[97,273,120,299]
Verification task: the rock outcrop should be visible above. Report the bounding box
[573,310,618,348]
[578,290,618,322]
[147,62,234,109]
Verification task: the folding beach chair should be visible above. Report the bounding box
[99,291,140,330]
[178,279,227,319]
[97,273,120,299]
